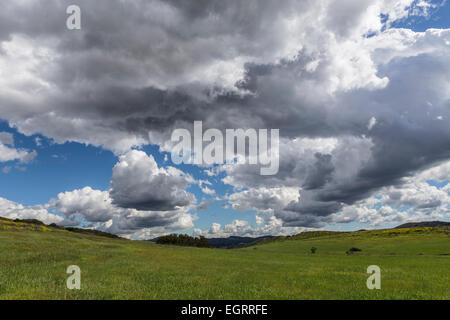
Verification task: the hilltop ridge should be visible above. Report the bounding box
[395,221,450,228]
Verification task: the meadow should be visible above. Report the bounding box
[0,218,448,300]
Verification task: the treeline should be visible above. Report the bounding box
[156,234,212,248]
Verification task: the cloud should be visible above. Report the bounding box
[194,215,310,238]
[2,166,11,174]
[223,136,374,226]
[0,144,37,163]
[44,147,199,238]
[47,149,198,238]
[0,0,435,150]
[0,132,37,163]
[110,150,195,211]
[0,132,13,146]
[367,117,377,130]
[0,197,63,224]
[416,160,450,182]
[201,186,216,196]
[105,209,194,237]
[330,160,450,227]
[222,26,450,224]
[50,187,116,223]
[195,200,210,211]
[34,137,42,147]
[49,185,195,239]
[228,186,300,214]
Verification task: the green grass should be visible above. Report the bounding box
[0,219,448,300]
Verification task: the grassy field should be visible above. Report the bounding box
[0,218,448,300]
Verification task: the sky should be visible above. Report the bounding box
[0,0,449,239]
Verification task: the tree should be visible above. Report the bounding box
[156,234,213,248]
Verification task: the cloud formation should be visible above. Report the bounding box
[0,131,37,163]
[110,150,195,211]
[0,197,62,224]
[0,1,449,232]
[47,149,197,238]
[50,185,195,239]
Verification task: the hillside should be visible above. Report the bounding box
[395,221,450,228]
[0,216,448,299]
[0,217,121,239]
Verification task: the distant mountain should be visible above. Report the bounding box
[148,235,274,248]
[207,236,274,248]
[395,221,450,229]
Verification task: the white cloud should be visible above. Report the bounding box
[50,187,116,223]
[0,197,63,225]
[331,161,450,227]
[110,150,195,211]
[194,214,310,238]
[210,222,221,234]
[228,186,300,214]
[201,186,216,196]
[368,116,377,130]
[48,185,195,240]
[0,132,37,163]
[0,132,13,146]
[47,150,198,239]
[416,160,450,182]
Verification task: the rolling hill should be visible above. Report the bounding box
[395,221,450,228]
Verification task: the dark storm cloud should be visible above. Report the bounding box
[109,211,182,232]
[302,153,335,190]
[0,0,343,149]
[222,48,450,226]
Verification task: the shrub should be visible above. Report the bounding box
[346,247,362,255]
[14,218,45,226]
[311,247,317,254]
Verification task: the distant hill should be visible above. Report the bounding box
[0,216,122,239]
[207,236,274,248]
[148,235,274,248]
[395,221,450,229]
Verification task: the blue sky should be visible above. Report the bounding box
[1,1,449,239]
[393,0,450,30]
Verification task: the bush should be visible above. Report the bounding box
[14,218,45,226]
[346,247,362,255]
[48,223,64,229]
[311,247,317,254]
